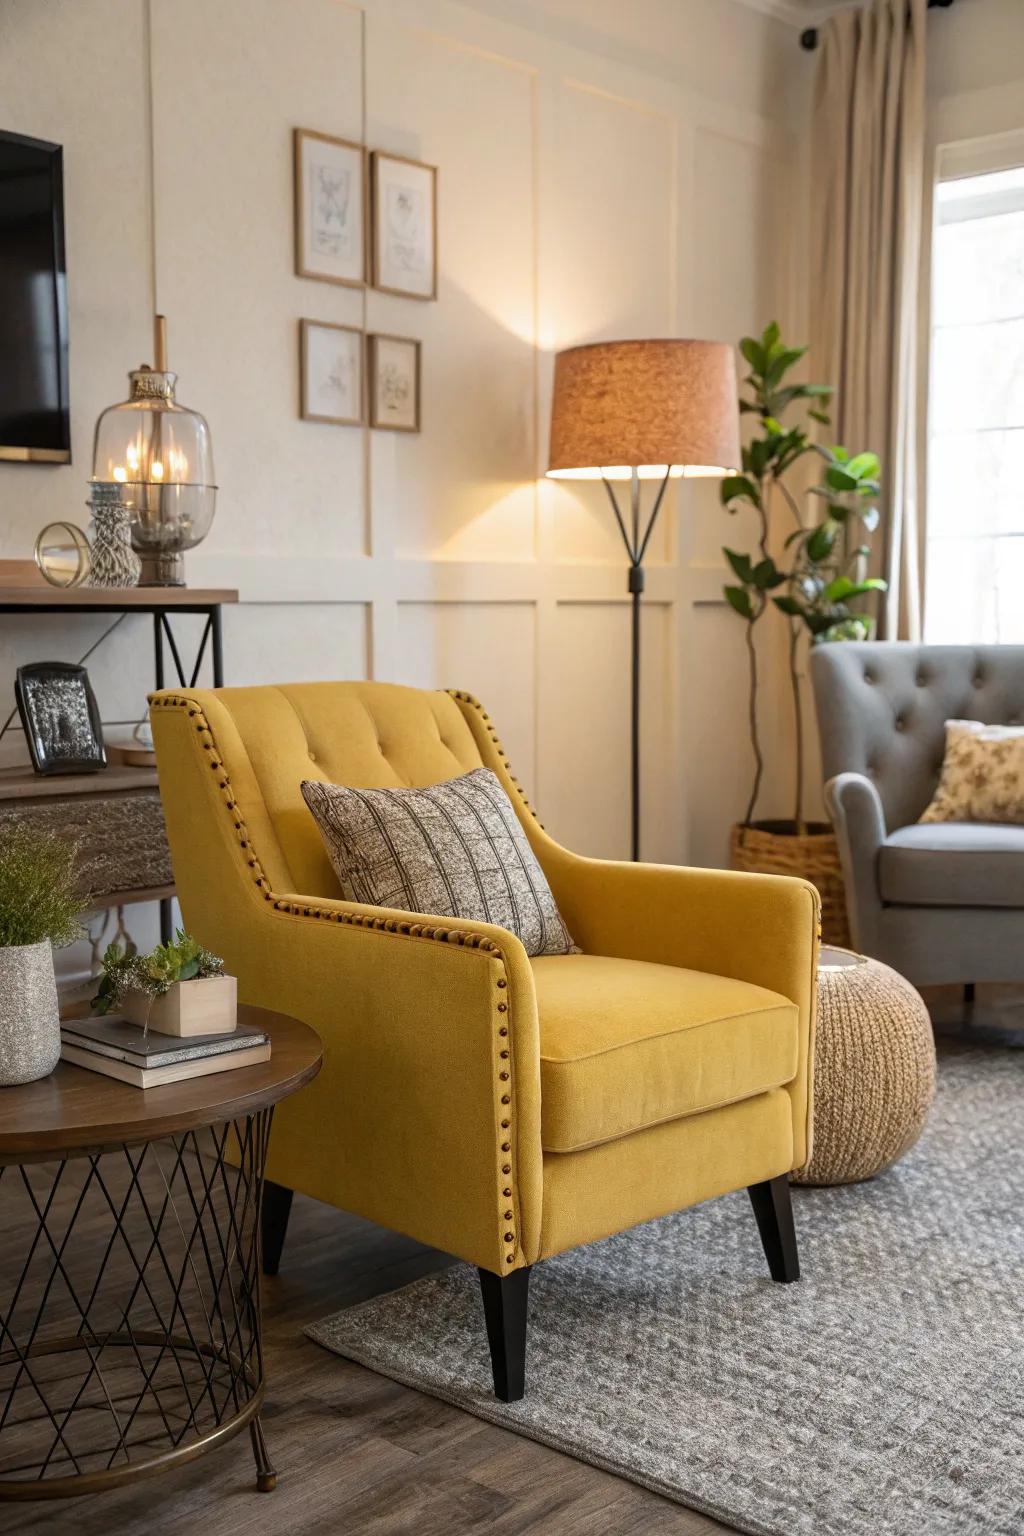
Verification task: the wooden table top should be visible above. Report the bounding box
[0,1006,321,1161]
[0,586,238,610]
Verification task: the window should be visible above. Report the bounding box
[926,162,1024,643]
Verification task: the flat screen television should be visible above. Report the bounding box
[0,131,70,463]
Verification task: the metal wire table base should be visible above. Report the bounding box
[0,1108,277,1499]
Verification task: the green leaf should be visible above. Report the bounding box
[806,522,837,562]
[761,320,781,351]
[808,409,831,425]
[178,957,200,981]
[825,465,859,492]
[724,585,754,619]
[846,450,881,481]
[773,594,803,617]
[739,337,765,373]
[724,547,754,583]
[816,616,874,644]
[751,557,779,589]
[765,346,808,387]
[720,474,760,508]
[823,574,858,602]
[763,416,783,435]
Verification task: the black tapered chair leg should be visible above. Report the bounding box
[747,1174,800,1283]
[261,1180,294,1277]
[477,1265,531,1402]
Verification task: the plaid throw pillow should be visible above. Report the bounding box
[301,767,579,958]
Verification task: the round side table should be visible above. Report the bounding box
[794,947,936,1187]
[0,1005,321,1501]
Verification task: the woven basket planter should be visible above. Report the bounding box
[730,820,850,948]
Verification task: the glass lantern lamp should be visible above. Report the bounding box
[91,315,217,586]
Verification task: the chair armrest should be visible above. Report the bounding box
[544,851,819,1168]
[234,892,542,1274]
[823,772,886,954]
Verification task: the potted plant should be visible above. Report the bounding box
[94,928,236,1036]
[720,323,886,944]
[0,827,82,1085]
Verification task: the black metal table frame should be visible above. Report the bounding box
[0,1107,277,1500]
[0,595,226,942]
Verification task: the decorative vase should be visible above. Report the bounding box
[86,485,142,588]
[729,819,850,948]
[0,939,61,1086]
[123,974,238,1038]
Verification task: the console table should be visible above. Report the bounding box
[0,585,238,940]
[0,1006,322,1500]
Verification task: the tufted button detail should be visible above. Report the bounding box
[308,750,317,762]
[974,674,984,688]
[916,672,926,686]
[895,716,906,732]
[864,670,875,684]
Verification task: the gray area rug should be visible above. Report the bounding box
[307,1052,1024,1536]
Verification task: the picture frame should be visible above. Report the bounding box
[300,320,365,426]
[293,128,366,288]
[15,662,106,776]
[370,151,437,301]
[368,333,421,433]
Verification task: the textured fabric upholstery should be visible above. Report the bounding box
[811,644,1024,984]
[150,680,818,1275]
[879,823,1024,908]
[534,955,798,1152]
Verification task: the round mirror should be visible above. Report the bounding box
[34,522,91,588]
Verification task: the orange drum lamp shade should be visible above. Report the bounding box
[545,338,740,862]
[546,339,740,480]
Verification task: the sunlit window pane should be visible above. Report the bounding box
[926,165,1024,643]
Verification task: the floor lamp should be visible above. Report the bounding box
[546,340,740,861]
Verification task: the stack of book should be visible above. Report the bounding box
[60,1015,270,1088]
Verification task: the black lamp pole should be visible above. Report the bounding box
[601,466,674,862]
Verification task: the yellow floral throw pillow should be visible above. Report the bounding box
[920,719,1024,825]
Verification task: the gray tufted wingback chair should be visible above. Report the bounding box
[810,643,1024,986]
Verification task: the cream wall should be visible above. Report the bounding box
[0,0,805,930]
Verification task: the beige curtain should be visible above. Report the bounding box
[810,0,928,640]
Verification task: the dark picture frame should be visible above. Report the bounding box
[0,132,70,463]
[15,662,107,776]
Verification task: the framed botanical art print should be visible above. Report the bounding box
[368,333,421,433]
[300,320,365,426]
[370,152,437,300]
[294,128,366,287]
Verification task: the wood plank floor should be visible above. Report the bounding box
[10,1192,728,1536]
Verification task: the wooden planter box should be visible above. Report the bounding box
[123,975,238,1038]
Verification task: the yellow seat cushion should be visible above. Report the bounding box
[533,954,799,1153]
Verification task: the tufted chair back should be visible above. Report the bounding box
[811,643,1024,831]
[178,682,488,899]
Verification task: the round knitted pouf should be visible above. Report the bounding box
[793,947,936,1187]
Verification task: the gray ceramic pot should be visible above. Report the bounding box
[0,939,60,1086]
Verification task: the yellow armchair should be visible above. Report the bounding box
[150,681,819,1401]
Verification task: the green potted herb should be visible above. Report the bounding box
[720,322,886,942]
[0,828,82,1085]
[94,928,235,1037]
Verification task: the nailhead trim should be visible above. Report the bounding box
[447,689,546,831]
[149,687,524,1272]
